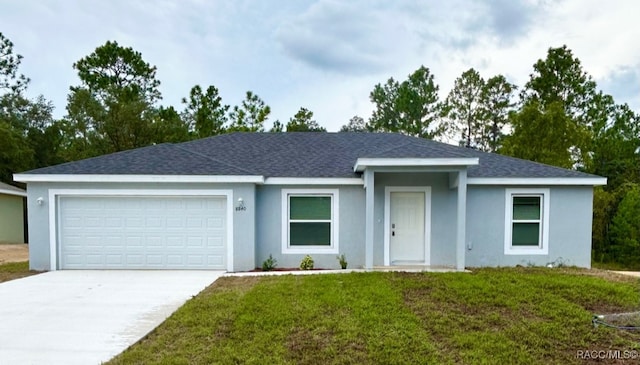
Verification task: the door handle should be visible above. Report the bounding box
[392,231,395,236]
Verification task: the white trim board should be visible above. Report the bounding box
[468,177,607,186]
[0,188,26,197]
[14,174,264,184]
[264,177,363,185]
[384,186,431,266]
[15,173,606,186]
[354,158,479,172]
[47,189,234,271]
[14,173,366,186]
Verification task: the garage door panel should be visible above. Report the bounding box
[65,199,100,209]
[104,235,125,247]
[105,217,123,228]
[187,217,205,228]
[125,217,144,228]
[185,199,201,209]
[165,199,184,209]
[146,236,163,246]
[126,236,143,247]
[86,237,103,246]
[187,255,205,265]
[86,255,103,265]
[126,255,144,265]
[186,237,204,247]
[208,255,224,265]
[207,198,225,209]
[64,235,84,246]
[207,236,224,247]
[146,255,163,265]
[105,254,124,265]
[59,196,227,270]
[166,217,184,228]
[85,217,102,228]
[65,254,84,265]
[145,217,163,228]
[207,217,224,228]
[166,255,184,265]
[166,236,184,247]
[63,216,83,228]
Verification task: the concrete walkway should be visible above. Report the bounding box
[611,271,640,278]
[0,270,223,365]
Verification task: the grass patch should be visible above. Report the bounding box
[108,268,640,365]
[0,261,38,283]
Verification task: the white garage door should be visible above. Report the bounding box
[59,196,227,269]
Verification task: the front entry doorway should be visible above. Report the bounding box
[385,187,431,265]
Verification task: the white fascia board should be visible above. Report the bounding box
[264,177,363,185]
[354,157,479,172]
[13,174,265,184]
[467,177,607,186]
[0,188,27,197]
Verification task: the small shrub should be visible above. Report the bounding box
[262,254,277,271]
[300,255,314,270]
[337,254,348,269]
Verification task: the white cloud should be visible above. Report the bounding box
[1,0,639,132]
[598,66,640,110]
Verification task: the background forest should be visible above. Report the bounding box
[1,32,638,268]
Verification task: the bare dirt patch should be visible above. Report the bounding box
[0,244,28,264]
[561,268,640,283]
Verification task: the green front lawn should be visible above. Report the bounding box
[0,261,37,283]
[108,268,640,365]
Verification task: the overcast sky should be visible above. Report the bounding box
[2,0,639,131]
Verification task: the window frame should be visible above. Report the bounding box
[281,189,339,254]
[504,188,550,255]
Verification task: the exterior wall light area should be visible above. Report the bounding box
[235,197,246,211]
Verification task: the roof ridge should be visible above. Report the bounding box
[171,144,258,175]
[370,140,414,156]
[369,137,472,159]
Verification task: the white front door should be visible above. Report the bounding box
[390,192,426,264]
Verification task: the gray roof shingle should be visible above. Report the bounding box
[21,132,600,179]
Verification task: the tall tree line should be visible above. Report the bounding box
[1,33,639,267]
[0,35,332,181]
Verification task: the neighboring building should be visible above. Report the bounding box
[0,182,27,244]
[14,132,605,271]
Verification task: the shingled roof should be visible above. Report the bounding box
[21,132,599,179]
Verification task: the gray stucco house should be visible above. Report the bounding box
[14,132,605,271]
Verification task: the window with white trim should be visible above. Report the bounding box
[281,189,339,254]
[504,188,549,255]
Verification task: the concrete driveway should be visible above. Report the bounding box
[611,271,640,278]
[0,270,223,365]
